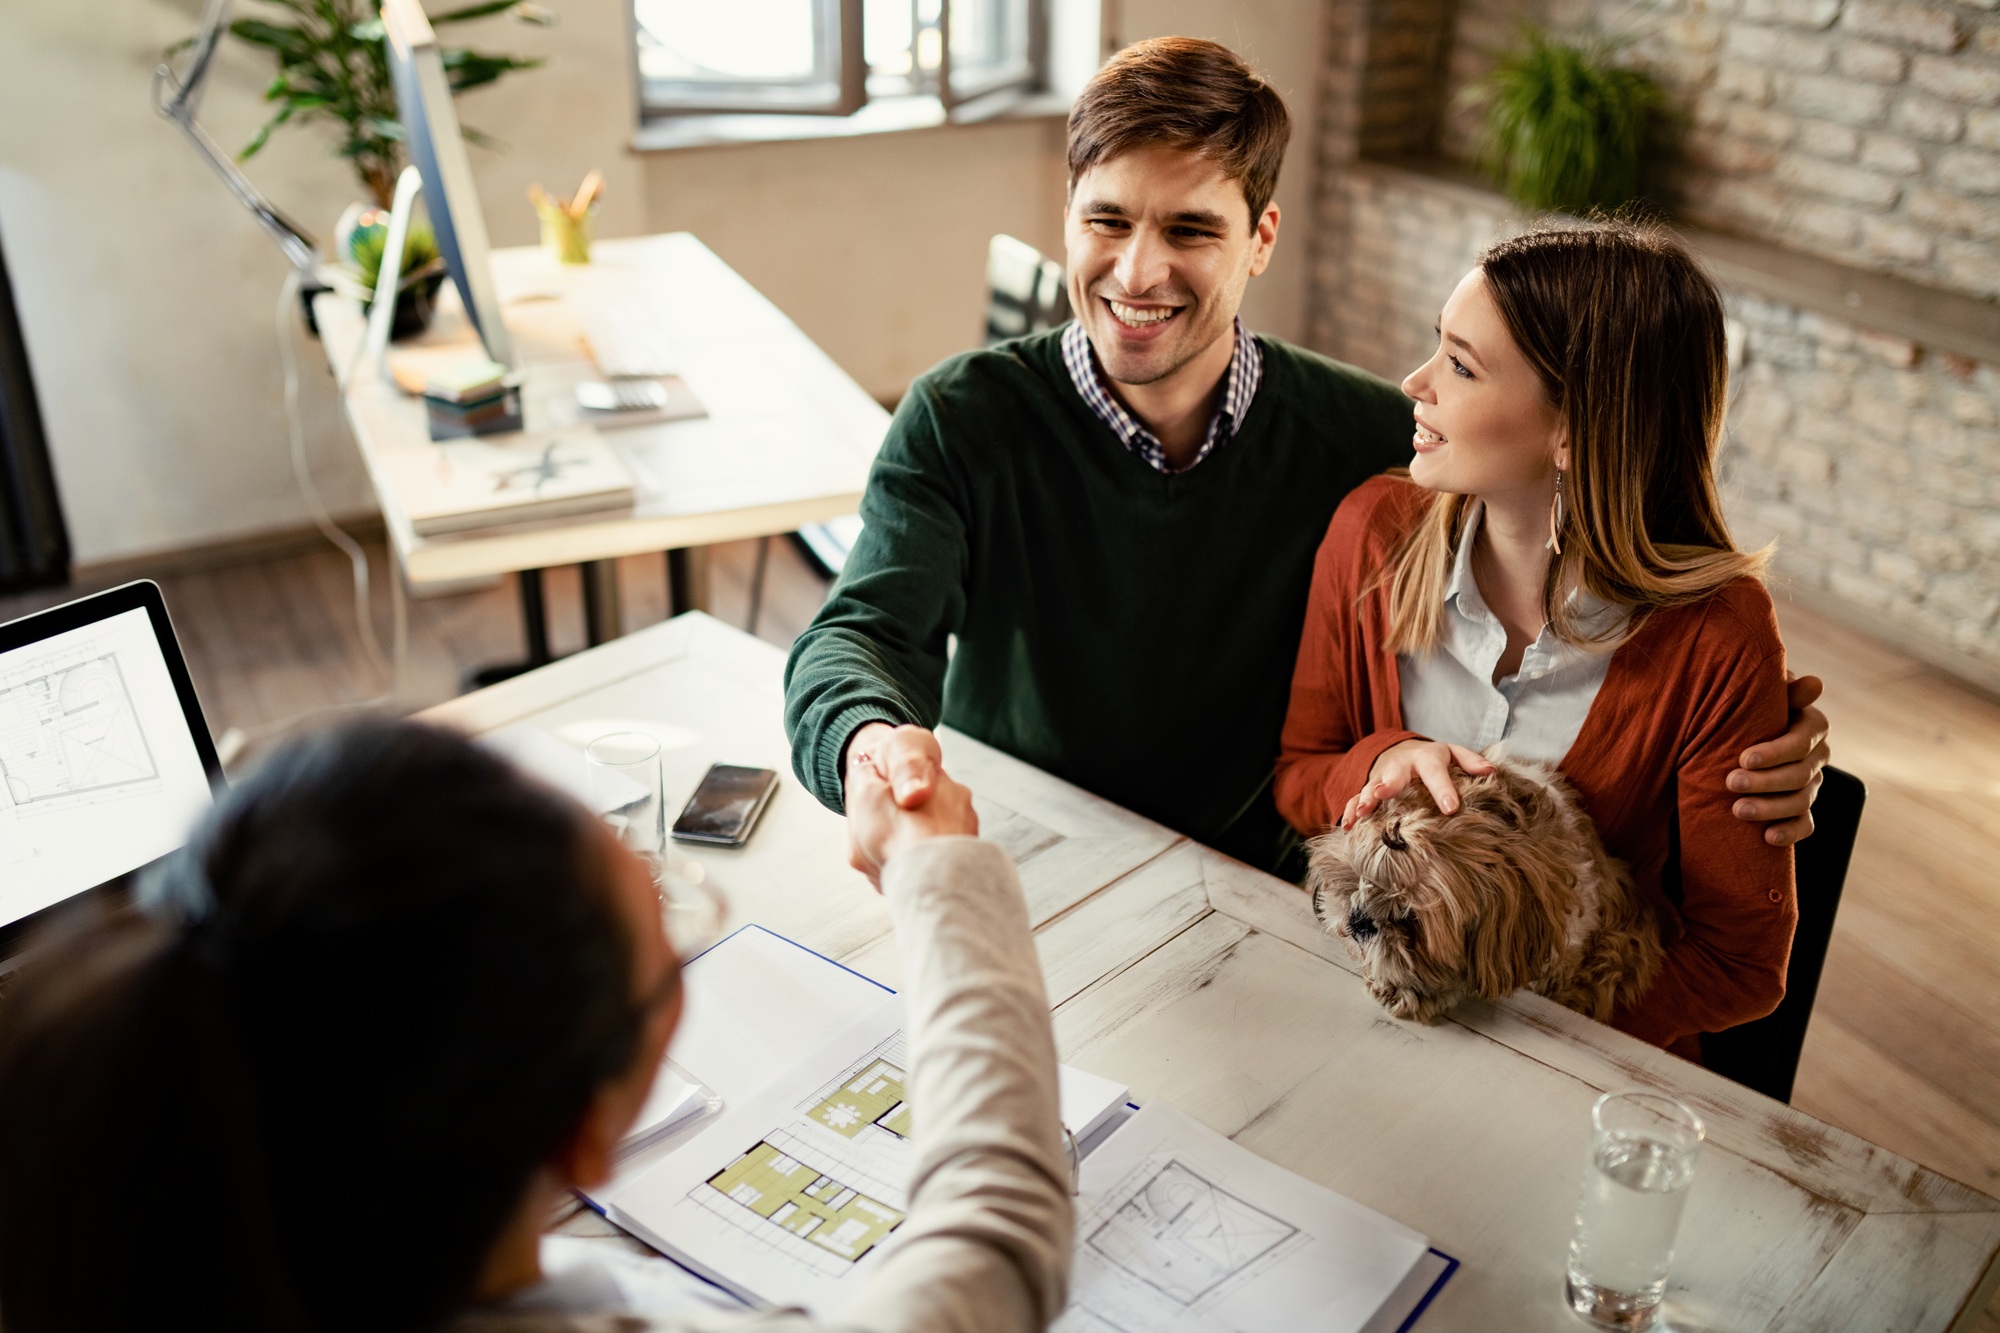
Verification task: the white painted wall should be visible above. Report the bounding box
[0,0,376,566]
[1,0,1321,566]
[1115,0,1330,346]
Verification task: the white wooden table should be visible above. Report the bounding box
[419,614,2000,1332]
[314,234,885,641]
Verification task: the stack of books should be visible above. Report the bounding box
[422,359,522,440]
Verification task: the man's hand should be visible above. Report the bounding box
[845,722,944,811]
[846,754,979,888]
[1728,673,1830,847]
[1340,738,1494,828]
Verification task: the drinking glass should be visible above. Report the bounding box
[586,731,663,856]
[585,732,728,958]
[1565,1090,1704,1330]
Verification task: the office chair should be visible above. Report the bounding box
[793,235,1072,583]
[1700,765,1867,1103]
[983,233,1071,346]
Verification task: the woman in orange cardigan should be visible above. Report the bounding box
[1274,222,1795,1061]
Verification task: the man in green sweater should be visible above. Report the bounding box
[785,37,1829,876]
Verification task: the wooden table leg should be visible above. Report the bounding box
[580,559,622,646]
[666,546,711,616]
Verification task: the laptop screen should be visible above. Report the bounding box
[1,593,220,933]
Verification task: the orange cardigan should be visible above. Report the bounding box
[1274,476,1797,1059]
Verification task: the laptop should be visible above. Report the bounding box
[0,581,225,970]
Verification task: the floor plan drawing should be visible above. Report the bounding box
[801,1036,914,1142]
[696,1131,907,1272]
[1086,1160,1301,1305]
[0,652,159,810]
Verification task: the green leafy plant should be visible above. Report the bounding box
[348,219,442,298]
[1467,26,1667,213]
[176,0,551,208]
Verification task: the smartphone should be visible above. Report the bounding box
[671,764,779,846]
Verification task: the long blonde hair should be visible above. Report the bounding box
[1384,221,1769,654]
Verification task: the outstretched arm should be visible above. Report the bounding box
[831,765,1072,1333]
[784,388,970,815]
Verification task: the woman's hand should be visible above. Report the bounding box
[1339,739,1495,828]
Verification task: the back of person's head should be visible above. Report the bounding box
[0,718,647,1333]
[1067,37,1291,223]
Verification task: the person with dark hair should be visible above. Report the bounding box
[0,718,1072,1332]
[1276,221,1795,1057]
[783,37,1829,883]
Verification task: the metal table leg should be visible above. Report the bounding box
[666,546,711,615]
[467,567,554,689]
[581,559,622,646]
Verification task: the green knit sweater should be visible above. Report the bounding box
[782,327,1413,873]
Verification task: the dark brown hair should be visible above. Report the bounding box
[1066,37,1291,224]
[0,719,653,1333]
[1385,219,1769,652]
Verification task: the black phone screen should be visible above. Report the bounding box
[671,764,778,844]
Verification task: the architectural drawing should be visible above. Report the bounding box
[1086,1160,1300,1305]
[807,1056,913,1139]
[703,1138,905,1263]
[0,653,158,809]
[801,1036,915,1142]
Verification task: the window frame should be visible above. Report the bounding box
[629,0,867,119]
[631,0,1047,132]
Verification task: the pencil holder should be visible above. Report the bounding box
[536,197,594,264]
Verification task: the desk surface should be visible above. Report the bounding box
[419,614,2000,1332]
[315,234,887,586]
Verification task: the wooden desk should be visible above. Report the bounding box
[420,614,2000,1332]
[314,234,885,643]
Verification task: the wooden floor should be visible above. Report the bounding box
[6,538,2000,1320]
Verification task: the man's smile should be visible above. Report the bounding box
[1105,298,1183,328]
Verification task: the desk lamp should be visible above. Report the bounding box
[152,0,321,277]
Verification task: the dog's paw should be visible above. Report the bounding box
[1366,978,1441,1023]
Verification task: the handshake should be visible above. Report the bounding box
[843,721,977,886]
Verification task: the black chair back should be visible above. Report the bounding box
[984,234,1070,347]
[1700,766,1866,1102]
[796,235,1073,583]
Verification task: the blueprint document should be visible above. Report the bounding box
[1056,1102,1430,1333]
[0,606,214,928]
[599,995,1129,1313]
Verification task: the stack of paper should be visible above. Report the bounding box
[380,428,634,536]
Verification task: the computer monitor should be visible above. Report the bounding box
[0,582,225,965]
[381,0,516,370]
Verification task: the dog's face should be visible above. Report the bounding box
[1306,763,1578,1024]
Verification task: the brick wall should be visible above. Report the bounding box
[1440,0,2000,301]
[1310,164,2000,685]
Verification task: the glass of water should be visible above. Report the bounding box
[586,731,664,857]
[1565,1090,1704,1329]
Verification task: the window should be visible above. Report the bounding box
[635,0,1045,127]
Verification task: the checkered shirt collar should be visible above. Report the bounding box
[1061,316,1262,475]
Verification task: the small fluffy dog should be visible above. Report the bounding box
[1306,756,1663,1025]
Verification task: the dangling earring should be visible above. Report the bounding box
[1547,467,1565,555]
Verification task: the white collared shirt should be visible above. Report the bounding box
[1398,502,1630,765]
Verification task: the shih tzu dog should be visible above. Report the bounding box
[1306,756,1663,1025]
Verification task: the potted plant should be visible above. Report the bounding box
[1466,26,1667,214]
[172,0,550,329]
